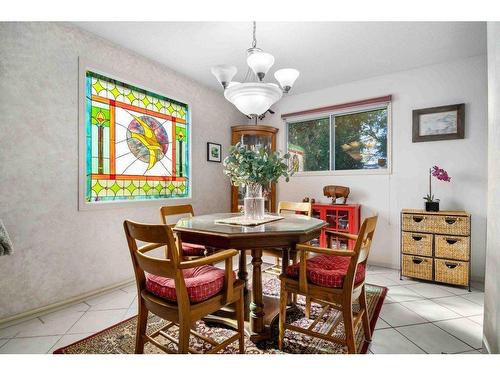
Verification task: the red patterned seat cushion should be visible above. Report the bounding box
[182,243,206,256]
[145,265,233,303]
[285,255,365,288]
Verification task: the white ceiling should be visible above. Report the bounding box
[75,22,486,95]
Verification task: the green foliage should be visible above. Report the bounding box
[335,108,387,170]
[423,194,440,203]
[287,117,330,171]
[223,143,294,188]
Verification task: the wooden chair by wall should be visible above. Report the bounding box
[124,220,245,354]
[278,215,378,354]
[160,204,211,259]
[264,201,312,274]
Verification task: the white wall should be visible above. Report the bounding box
[0,23,246,319]
[263,55,488,280]
[483,22,500,354]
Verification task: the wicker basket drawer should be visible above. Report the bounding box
[432,215,470,236]
[402,232,433,257]
[402,255,433,281]
[434,259,469,286]
[402,214,470,236]
[435,235,470,261]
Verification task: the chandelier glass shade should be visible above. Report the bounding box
[211,22,299,117]
[224,82,283,117]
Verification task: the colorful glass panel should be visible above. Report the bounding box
[85,71,190,202]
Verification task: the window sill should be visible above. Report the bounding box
[290,169,392,177]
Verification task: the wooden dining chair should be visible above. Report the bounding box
[278,215,378,354]
[265,201,312,274]
[160,204,212,259]
[124,220,245,354]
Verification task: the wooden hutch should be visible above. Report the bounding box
[230,125,278,213]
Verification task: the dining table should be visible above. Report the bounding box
[173,212,326,342]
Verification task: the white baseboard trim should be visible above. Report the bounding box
[0,278,135,329]
[367,260,399,270]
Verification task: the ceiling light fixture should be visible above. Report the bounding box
[211,22,300,118]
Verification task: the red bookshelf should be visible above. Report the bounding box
[311,203,361,249]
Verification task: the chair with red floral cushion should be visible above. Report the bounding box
[124,220,245,354]
[160,205,212,259]
[278,215,378,354]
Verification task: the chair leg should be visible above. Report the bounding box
[291,251,297,304]
[278,285,288,351]
[342,302,356,354]
[178,321,191,354]
[235,288,245,354]
[304,296,311,319]
[359,285,372,342]
[135,299,148,354]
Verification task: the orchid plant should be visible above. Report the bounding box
[424,165,451,203]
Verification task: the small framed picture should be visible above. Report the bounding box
[207,142,222,162]
[412,103,465,142]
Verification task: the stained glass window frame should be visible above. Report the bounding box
[78,59,192,210]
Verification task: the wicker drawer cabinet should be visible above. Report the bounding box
[400,209,471,291]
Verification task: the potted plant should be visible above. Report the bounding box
[223,142,293,219]
[423,165,451,212]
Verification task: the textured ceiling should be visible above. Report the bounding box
[75,22,486,95]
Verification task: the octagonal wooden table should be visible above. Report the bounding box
[174,213,325,342]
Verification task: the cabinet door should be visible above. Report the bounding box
[325,208,350,249]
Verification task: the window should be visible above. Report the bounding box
[84,71,190,204]
[287,105,390,173]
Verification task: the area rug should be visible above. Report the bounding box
[54,277,386,354]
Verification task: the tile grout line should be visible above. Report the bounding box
[428,320,478,351]
[390,327,429,354]
[378,278,483,353]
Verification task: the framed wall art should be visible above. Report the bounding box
[207,142,222,162]
[79,60,191,209]
[412,103,465,142]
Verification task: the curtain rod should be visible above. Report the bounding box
[281,95,392,119]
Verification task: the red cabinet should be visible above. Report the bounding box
[311,204,361,249]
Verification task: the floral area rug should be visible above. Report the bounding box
[54,276,386,354]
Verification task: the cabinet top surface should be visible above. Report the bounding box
[401,209,469,216]
[312,203,361,208]
[231,125,278,133]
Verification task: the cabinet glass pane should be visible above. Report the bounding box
[238,134,272,150]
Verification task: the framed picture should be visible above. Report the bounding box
[207,142,222,162]
[412,103,465,142]
[79,58,191,210]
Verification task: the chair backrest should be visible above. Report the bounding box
[160,204,194,226]
[277,201,312,217]
[344,215,378,292]
[123,220,189,306]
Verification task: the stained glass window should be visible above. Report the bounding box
[85,71,190,203]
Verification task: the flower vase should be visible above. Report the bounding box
[244,184,265,220]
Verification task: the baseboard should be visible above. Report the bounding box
[367,260,399,270]
[0,278,135,328]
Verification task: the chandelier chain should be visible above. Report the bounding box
[252,21,257,48]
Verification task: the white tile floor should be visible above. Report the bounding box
[0,265,485,354]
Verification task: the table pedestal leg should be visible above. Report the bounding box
[250,248,264,335]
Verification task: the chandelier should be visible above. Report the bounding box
[211,22,300,118]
